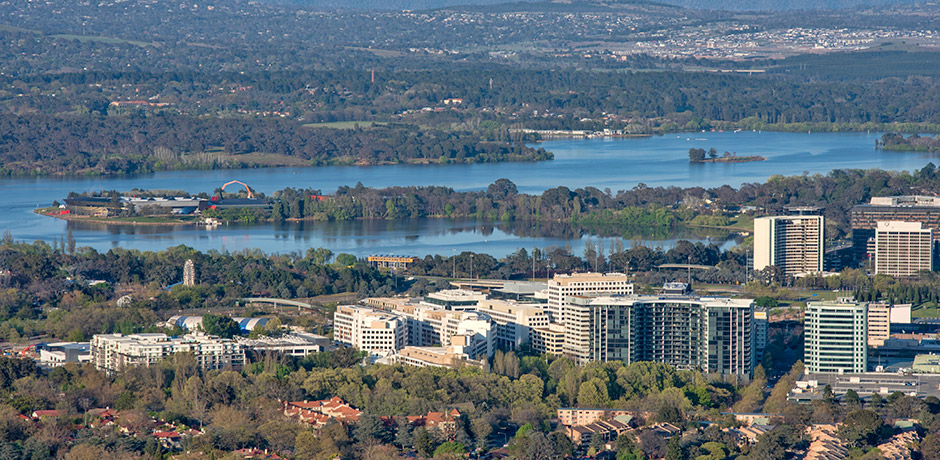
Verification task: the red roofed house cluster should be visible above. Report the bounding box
[406,409,462,440]
[283,397,362,427]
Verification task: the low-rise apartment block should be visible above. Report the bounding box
[382,346,486,369]
[557,407,632,426]
[91,333,245,373]
[566,419,632,445]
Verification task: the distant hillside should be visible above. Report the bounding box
[273,0,923,10]
[271,0,541,10]
[655,0,925,10]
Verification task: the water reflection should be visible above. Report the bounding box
[64,218,738,258]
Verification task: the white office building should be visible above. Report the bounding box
[332,305,408,355]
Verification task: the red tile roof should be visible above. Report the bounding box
[284,398,362,425]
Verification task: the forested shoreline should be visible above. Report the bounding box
[58,166,940,242]
[0,116,548,176]
[878,133,940,153]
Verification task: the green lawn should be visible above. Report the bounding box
[913,303,940,319]
[302,121,387,129]
[50,34,151,47]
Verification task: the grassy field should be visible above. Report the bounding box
[302,121,388,129]
[50,34,152,46]
[0,24,40,34]
[913,303,940,319]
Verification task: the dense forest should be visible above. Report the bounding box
[879,133,940,153]
[0,117,547,175]
[5,65,940,176]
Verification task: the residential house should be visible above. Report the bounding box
[407,409,462,440]
[804,424,847,460]
[565,419,632,445]
[153,431,182,450]
[283,397,362,427]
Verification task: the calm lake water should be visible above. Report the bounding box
[4,131,937,257]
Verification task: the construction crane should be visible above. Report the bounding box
[220,180,254,199]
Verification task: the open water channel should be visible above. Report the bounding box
[2,130,937,257]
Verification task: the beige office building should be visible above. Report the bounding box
[531,324,566,356]
[546,272,633,324]
[867,304,890,347]
[874,221,933,278]
[754,215,824,276]
[474,299,550,349]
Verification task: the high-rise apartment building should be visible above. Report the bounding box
[546,273,633,324]
[874,221,933,278]
[332,305,408,354]
[560,290,754,376]
[804,302,868,374]
[753,215,824,276]
[753,309,768,358]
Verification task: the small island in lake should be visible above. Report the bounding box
[877,133,940,153]
[688,147,766,163]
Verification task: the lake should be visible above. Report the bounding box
[3,131,937,257]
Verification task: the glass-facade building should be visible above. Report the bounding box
[564,294,754,376]
[804,302,868,373]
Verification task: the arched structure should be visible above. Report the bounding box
[220,180,254,199]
